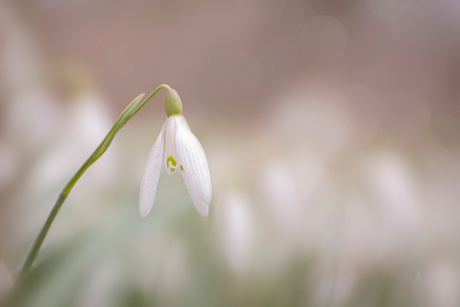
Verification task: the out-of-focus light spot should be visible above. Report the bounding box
[367,0,412,22]
[221,191,255,274]
[381,90,431,145]
[289,154,326,205]
[71,93,114,151]
[268,89,351,157]
[390,6,433,47]
[206,48,260,97]
[425,260,460,307]
[278,152,327,249]
[341,84,386,144]
[300,15,348,64]
[341,194,376,265]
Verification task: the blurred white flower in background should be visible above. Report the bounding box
[363,152,422,264]
[289,154,326,207]
[367,152,420,230]
[220,191,255,274]
[340,191,379,267]
[28,91,117,194]
[260,159,302,239]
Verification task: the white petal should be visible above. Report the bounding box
[176,116,212,216]
[139,123,165,218]
[181,168,209,217]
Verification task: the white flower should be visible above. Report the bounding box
[139,89,212,218]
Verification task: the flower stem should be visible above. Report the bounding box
[18,84,171,280]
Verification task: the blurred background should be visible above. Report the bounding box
[1,0,460,306]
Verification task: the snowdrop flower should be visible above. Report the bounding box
[139,89,212,218]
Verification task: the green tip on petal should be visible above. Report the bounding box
[167,156,177,167]
[165,89,183,117]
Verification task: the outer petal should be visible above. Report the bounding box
[139,123,165,218]
[175,116,212,216]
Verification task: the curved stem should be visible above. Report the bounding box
[18,84,171,280]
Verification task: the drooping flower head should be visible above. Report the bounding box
[139,88,212,218]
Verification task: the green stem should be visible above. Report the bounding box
[18,84,171,280]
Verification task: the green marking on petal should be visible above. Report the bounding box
[167,156,177,167]
[180,165,184,171]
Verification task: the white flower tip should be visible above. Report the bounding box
[139,210,148,219]
[196,203,209,217]
[139,184,156,219]
[139,201,151,219]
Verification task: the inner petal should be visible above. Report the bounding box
[164,117,182,175]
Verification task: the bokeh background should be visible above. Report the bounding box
[1,0,460,306]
